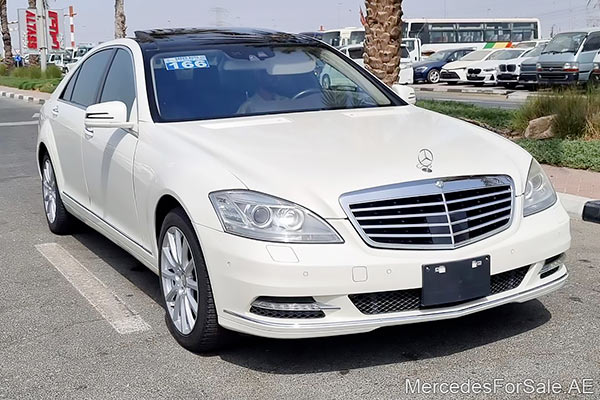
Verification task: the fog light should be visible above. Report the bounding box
[251,297,340,311]
[540,253,565,278]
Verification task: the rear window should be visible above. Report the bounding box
[149,44,394,122]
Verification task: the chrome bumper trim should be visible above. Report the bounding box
[223,272,567,330]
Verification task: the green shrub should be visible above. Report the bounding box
[0,64,8,76]
[44,65,62,79]
[513,88,600,139]
[516,139,600,171]
[418,100,516,131]
[10,66,29,78]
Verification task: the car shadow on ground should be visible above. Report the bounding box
[71,224,552,375]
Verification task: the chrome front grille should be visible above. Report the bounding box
[340,176,514,250]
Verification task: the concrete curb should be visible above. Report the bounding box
[0,90,45,105]
[412,86,514,96]
[558,193,594,221]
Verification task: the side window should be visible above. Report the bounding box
[100,49,136,118]
[583,33,600,52]
[60,69,80,102]
[70,50,114,107]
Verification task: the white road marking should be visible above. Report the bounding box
[35,243,151,334]
[0,121,38,127]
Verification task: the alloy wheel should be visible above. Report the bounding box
[161,227,200,335]
[42,159,57,224]
[428,69,440,84]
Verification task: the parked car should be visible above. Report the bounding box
[537,29,600,86]
[497,45,546,89]
[440,49,502,85]
[413,48,475,83]
[338,44,414,85]
[512,39,548,49]
[38,28,570,352]
[465,49,528,86]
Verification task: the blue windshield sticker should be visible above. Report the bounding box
[163,55,209,71]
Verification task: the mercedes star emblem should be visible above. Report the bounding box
[417,149,434,173]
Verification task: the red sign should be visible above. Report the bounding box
[47,10,60,50]
[25,9,37,50]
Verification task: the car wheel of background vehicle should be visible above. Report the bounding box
[159,208,224,353]
[504,83,517,89]
[427,69,440,84]
[322,75,331,89]
[41,153,74,235]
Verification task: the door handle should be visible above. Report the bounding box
[84,127,94,139]
[51,106,59,117]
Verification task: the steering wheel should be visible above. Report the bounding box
[292,88,322,100]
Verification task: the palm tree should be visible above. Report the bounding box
[114,0,127,39]
[0,0,13,68]
[28,0,39,65]
[363,0,403,86]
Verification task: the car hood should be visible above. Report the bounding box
[468,60,504,69]
[443,60,478,70]
[163,107,532,219]
[413,60,442,69]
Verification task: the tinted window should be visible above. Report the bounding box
[150,45,393,122]
[348,47,363,60]
[100,49,136,118]
[583,33,600,52]
[71,50,114,107]
[60,69,79,101]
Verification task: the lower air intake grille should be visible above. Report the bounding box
[249,306,325,319]
[349,266,530,315]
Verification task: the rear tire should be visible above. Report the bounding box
[41,153,75,235]
[158,208,225,352]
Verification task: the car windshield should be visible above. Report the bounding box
[460,50,490,61]
[427,50,452,61]
[524,45,544,58]
[349,31,365,45]
[543,32,587,54]
[150,45,394,122]
[487,49,526,61]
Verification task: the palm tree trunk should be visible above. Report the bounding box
[363,0,403,86]
[28,0,39,66]
[0,0,13,68]
[114,0,127,39]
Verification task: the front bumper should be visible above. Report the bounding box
[198,200,570,339]
[414,69,428,82]
[467,71,496,83]
[497,73,519,83]
[440,69,466,83]
[538,71,579,85]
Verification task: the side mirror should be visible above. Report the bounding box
[392,84,416,105]
[84,101,134,130]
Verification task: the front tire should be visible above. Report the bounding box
[158,208,224,352]
[41,153,74,234]
[427,69,441,84]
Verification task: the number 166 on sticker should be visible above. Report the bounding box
[164,55,209,71]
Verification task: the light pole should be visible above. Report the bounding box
[36,0,48,72]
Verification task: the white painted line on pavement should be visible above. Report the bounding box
[35,243,151,334]
[0,121,38,127]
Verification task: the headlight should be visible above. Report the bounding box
[536,62,542,71]
[209,190,343,243]
[415,66,428,72]
[563,62,579,72]
[523,159,557,217]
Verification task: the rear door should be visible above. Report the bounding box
[81,48,141,246]
[50,49,114,207]
[579,32,600,81]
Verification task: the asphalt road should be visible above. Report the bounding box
[0,97,599,399]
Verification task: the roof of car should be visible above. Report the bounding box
[134,28,315,50]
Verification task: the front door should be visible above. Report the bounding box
[81,48,141,246]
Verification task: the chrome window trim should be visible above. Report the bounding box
[339,175,515,250]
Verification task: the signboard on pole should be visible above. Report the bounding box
[17,8,66,54]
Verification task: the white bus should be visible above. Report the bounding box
[401,18,542,55]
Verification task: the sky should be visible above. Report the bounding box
[5,0,599,45]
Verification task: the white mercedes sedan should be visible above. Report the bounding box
[37,29,570,352]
